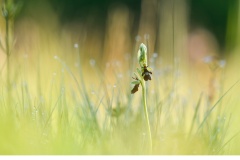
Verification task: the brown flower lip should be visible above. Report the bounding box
[131,77,140,94]
[142,66,152,81]
[131,83,140,94]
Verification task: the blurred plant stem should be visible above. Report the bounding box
[6,6,10,95]
[141,80,152,153]
[2,0,15,107]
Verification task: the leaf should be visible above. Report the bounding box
[147,67,153,72]
[131,80,140,85]
[134,72,140,79]
[137,68,142,77]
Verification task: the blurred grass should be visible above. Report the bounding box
[0,0,240,155]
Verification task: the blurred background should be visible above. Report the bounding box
[0,0,237,107]
[1,0,240,154]
[3,0,237,62]
[1,0,236,96]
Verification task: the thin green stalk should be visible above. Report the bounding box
[6,16,9,56]
[141,80,152,153]
[188,93,202,138]
[6,10,11,107]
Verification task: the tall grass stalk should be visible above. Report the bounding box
[2,0,13,108]
[188,93,202,138]
[6,11,10,90]
[2,0,22,107]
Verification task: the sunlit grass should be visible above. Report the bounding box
[1,39,240,155]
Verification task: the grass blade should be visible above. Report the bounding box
[197,79,240,133]
[217,130,240,153]
[188,93,203,137]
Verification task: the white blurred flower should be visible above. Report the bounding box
[144,34,150,40]
[135,35,141,42]
[54,55,58,59]
[61,87,65,94]
[219,60,226,68]
[74,43,79,48]
[153,53,158,58]
[115,61,121,67]
[23,53,28,59]
[89,59,96,67]
[75,62,79,67]
[149,57,154,63]
[203,55,213,64]
[117,73,123,79]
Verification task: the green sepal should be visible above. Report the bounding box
[147,67,152,71]
[137,68,142,77]
[134,72,140,79]
[131,80,140,85]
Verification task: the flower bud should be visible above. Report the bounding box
[138,43,147,67]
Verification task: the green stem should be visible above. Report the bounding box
[141,80,152,153]
[6,13,11,107]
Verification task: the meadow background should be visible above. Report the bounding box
[0,0,240,155]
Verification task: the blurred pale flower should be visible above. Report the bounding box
[153,53,158,58]
[23,53,28,59]
[219,60,226,68]
[135,35,141,42]
[144,34,150,40]
[89,59,96,67]
[74,43,79,48]
[117,73,123,79]
[105,62,110,68]
[203,55,213,64]
[74,62,79,67]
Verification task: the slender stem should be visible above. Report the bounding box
[6,17,9,56]
[6,13,11,107]
[141,80,152,153]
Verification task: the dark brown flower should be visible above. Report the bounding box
[131,83,140,94]
[142,66,152,81]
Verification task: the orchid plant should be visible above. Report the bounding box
[131,43,153,153]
